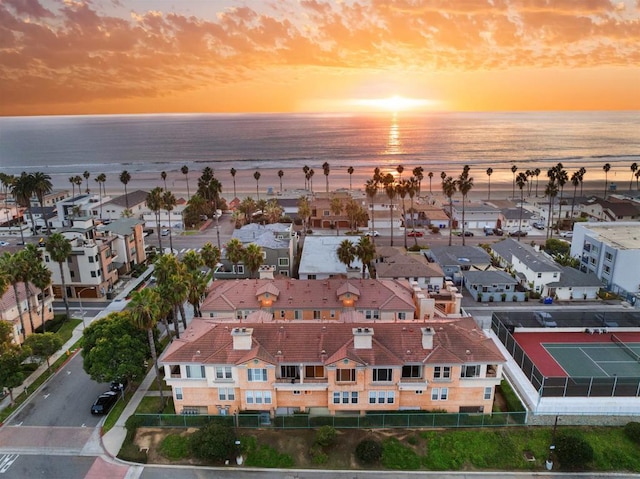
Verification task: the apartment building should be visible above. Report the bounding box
[159,318,505,417]
[0,282,54,344]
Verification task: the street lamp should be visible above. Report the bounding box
[77,286,96,329]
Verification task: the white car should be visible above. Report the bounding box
[560,231,573,238]
[161,229,170,236]
[0,241,9,247]
[534,311,557,327]
[364,231,380,237]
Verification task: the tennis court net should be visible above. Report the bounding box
[611,334,640,363]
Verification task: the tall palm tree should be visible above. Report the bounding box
[510,165,518,199]
[154,254,189,335]
[31,172,53,236]
[396,164,404,179]
[412,166,423,195]
[229,168,237,198]
[243,243,264,279]
[570,171,580,218]
[534,168,541,197]
[0,173,15,234]
[347,166,354,191]
[180,250,205,314]
[636,170,640,190]
[364,179,377,240]
[181,165,190,200]
[22,245,44,335]
[356,236,376,279]
[396,180,409,249]
[225,238,245,275]
[406,177,419,247]
[129,288,165,408]
[297,196,311,237]
[456,167,474,246]
[147,187,164,251]
[278,170,284,194]
[307,169,315,193]
[442,176,457,246]
[515,172,528,242]
[428,171,434,194]
[253,171,261,200]
[163,190,177,254]
[322,162,330,193]
[630,163,638,191]
[330,196,343,235]
[11,172,37,235]
[30,262,52,334]
[69,176,76,200]
[161,171,167,191]
[336,239,356,269]
[602,163,611,199]
[578,167,586,196]
[302,165,310,190]
[73,175,83,199]
[383,173,397,246]
[555,164,568,227]
[119,170,131,210]
[0,252,27,342]
[545,180,559,239]
[200,242,221,278]
[83,170,90,194]
[45,233,72,319]
[94,173,107,219]
[486,167,493,200]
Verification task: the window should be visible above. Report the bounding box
[248,368,267,382]
[332,391,355,404]
[236,265,244,274]
[603,265,611,275]
[215,366,232,380]
[402,365,421,379]
[308,274,316,280]
[186,365,205,379]
[218,388,235,401]
[279,310,285,319]
[461,365,481,378]
[537,273,542,278]
[313,310,321,319]
[294,310,302,320]
[91,271,96,277]
[89,256,94,263]
[175,387,183,400]
[484,387,492,400]
[364,310,380,320]
[280,365,298,379]
[398,312,406,320]
[373,368,392,382]
[433,366,451,380]
[305,365,325,379]
[605,252,613,261]
[368,391,394,404]
[278,258,289,267]
[330,310,336,318]
[431,387,447,400]
[246,390,272,404]
[440,388,448,400]
[336,368,355,382]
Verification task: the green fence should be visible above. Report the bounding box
[134,411,526,429]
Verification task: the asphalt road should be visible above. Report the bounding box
[0,454,97,478]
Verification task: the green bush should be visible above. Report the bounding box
[189,423,237,463]
[555,432,594,470]
[159,433,190,460]
[624,422,640,444]
[309,443,328,464]
[355,438,383,464]
[314,425,337,447]
[497,380,525,412]
[381,437,421,470]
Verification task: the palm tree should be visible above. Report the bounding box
[119,170,131,209]
[278,170,284,194]
[307,169,315,193]
[22,245,44,335]
[163,190,177,254]
[440,171,446,191]
[69,176,76,200]
[11,172,37,235]
[161,171,167,191]
[396,165,404,179]
[383,174,397,246]
[154,253,189,335]
[347,166,354,191]
[534,168,541,197]
[330,196,343,235]
[225,238,245,276]
[180,250,206,316]
[602,163,611,199]
[545,180,559,239]
[243,243,264,279]
[412,167,424,195]
[486,167,493,200]
[201,242,221,278]
[83,170,90,194]
[630,163,638,191]
[0,252,27,342]
[264,199,283,224]
[456,168,474,246]
[147,188,164,251]
[45,233,72,319]
[297,196,311,236]
[406,177,419,247]
[336,239,356,269]
[356,236,376,279]
[570,171,580,218]
[0,173,15,234]
[636,169,640,190]
[442,176,457,246]
[129,288,165,408]
[73,175,83,199]
[365,179,377,239]
[510,165,518,199]
[30,261,52,333]
[253,171,261,200]
[578,167,586,196]
[181,165,190,200]
[396,180,408,249]
[31,172,53,236]
[428,171,434,194]
[94,173,106,220]
[230,168,237,198]
[302,165,310,190]
[515,172,528,242]
[322,162,330,193]
[555,164,568,227]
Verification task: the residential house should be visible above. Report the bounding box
[375,248,445,292]
[215,223,297,279]
[0,282,54,344]
[101,190,149,222]
[571,222,640,303]
[490,238,561,294]
[426,246,492,286]
[462,270,524,303]
[405,203,451,229]
[159,317,506,416]
[97,218,147,274]
[54,194,99,227]
[579,197,640,223]
[366,195,401,230]
[499,208,535,233]
[298,236,364,280]
[309,192,352,230]
[451,203,500,231]
[543,266,602,301]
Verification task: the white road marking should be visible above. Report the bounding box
[43,394,50,399]
[0,454,20,473]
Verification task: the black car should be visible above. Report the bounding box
[509,230,528,237]
[455,231,474,237]
[91,391,118,415]
[493,228,504,236]
[110,379,128,392]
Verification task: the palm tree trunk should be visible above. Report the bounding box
[172,306,180,339]
[41,295,47,333]
[156,211,163,252]
[461,198,466,246]
[58,261,71,319]
[25,286,36,335]
[148,328,165,408]
[12,284,26,342]
[448,203,453,247]
[179,303,188,330]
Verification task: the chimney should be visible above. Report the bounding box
[421,327,435,350]
[353,327,374,349]
[231,327,253,350]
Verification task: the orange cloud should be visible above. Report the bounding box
[0,0,638,115]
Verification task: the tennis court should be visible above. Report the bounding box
[543,335,640,378]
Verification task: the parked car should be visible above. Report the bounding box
[534,311,557,328]
[493,228,504,236]
[91,391,118,415]
[110,379,128,392]
[455,231,474,237]
[407,230,424,237]
[364,230,380,237]
[483,227,494,236]
[161,228,170,236]
[533,222,545,230]
[560,231,573,238]
[0,241,9,247]
[509,230,528,237]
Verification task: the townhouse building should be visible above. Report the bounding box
[98,218,146,274]
[309,192,353,230]
[375,248,445,292]
[1,282,54,344]
[159,318,505,417]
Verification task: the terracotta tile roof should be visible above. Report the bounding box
[159,318,505,367]
[0,282,41,311]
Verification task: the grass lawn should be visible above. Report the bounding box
[136,396,175,415]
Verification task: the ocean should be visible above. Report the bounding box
[1,111,639,183]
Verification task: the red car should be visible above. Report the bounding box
[407,230,424,237]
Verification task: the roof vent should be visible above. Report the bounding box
[466,349,471,355]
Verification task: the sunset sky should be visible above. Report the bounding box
[1,0,639,116]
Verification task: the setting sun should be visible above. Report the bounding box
[350,96,437,112]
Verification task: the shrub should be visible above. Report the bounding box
[624,422,640,444]
[309,443,328,465]
[314,425,337,447]
[555,432,594,470]
[355,438,383,464]
[159,433,190,460]
[189,423,237,463]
